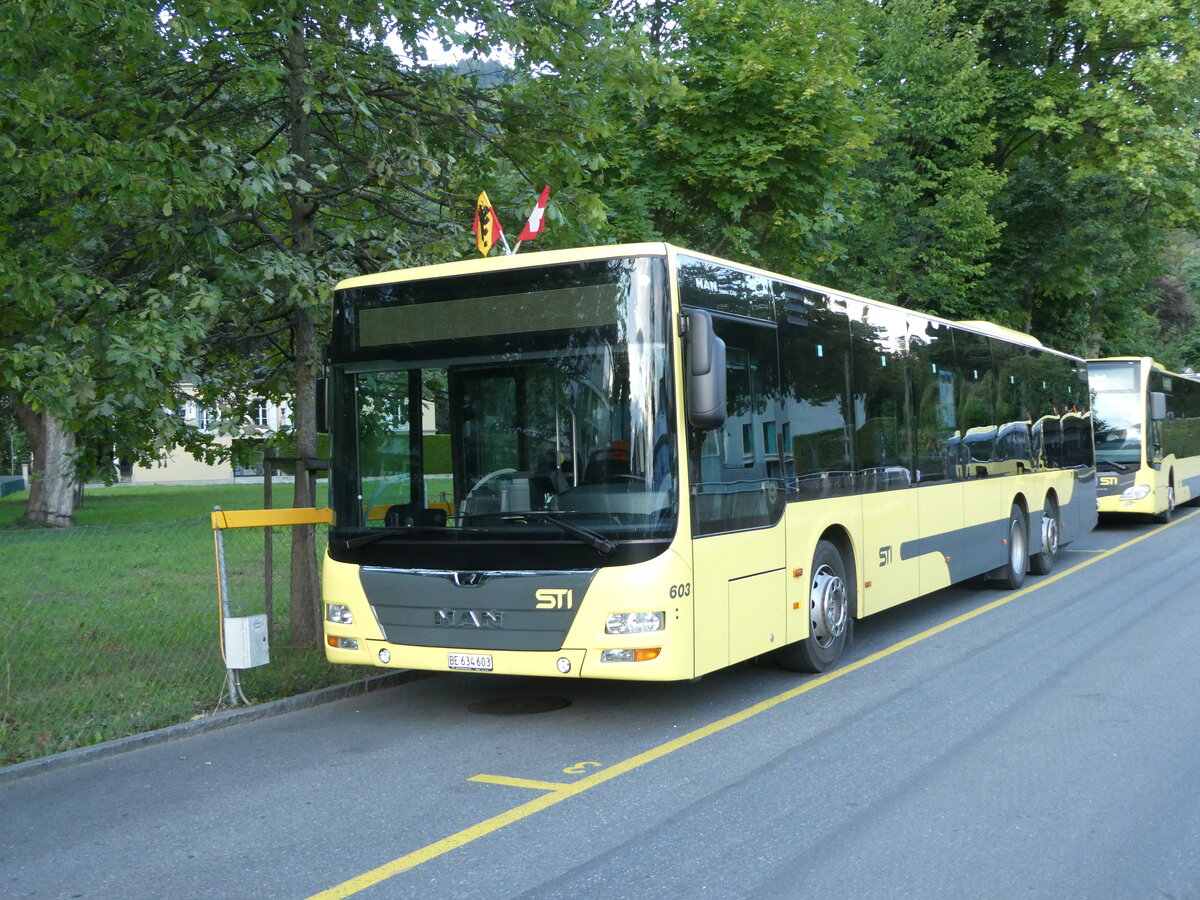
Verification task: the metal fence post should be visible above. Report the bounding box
[212,506,242,707]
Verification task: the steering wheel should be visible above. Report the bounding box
[462,467,517,515]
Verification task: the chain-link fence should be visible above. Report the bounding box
[0,513,371,767]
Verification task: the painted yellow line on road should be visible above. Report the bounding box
[308,511,1194,899]
[468,774,570,792]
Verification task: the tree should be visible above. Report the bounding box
[124,1,661,646]
[0,2,230,526]
[2,0,659,638]
[959,0,1200,353]
[1149,230,1200,370]
[595,0,880,269]
[822,0,1005,319]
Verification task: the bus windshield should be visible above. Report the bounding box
[1091,363,1143,467]
[327,256,677,569]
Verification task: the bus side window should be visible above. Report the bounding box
[690,318,784,535]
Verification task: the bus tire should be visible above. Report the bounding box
[777,540,851,673]
[1028,497,1059,576]
[1155,479,1175,524]
[996,504,1028,590]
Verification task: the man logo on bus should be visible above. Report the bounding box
[536,589,574,610]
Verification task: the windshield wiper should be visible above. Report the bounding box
[341,515,617,555]
[1096,460,1129,472]
[501,512,616,555]
[340,526,444,549]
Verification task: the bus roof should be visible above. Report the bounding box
[333,243,673,291]
[334,243,1067,357]
[956,320,1043,348]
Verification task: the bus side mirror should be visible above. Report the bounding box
[683,309,727,430]
[316,376,329,435]
[1150,391,1167,422]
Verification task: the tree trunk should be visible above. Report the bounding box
[16,400,77,527]
[285,18,323,650]
[289,307,322,649]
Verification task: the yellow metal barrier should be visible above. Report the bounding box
[210,507,334,529]
[211,506,332,705]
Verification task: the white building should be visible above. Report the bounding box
[116,389,293,485]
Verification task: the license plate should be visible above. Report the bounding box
[448,653,493,672]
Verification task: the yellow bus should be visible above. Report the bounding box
[1089,357,1200,522]
[320,244,1095,679]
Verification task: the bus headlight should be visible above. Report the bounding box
[605,611,665,634]
[1120,485,1151,501]
[326,603,354,625]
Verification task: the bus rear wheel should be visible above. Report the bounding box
[996,504,1028,590]
[777,540,851,673]
[1028,497,1059,576]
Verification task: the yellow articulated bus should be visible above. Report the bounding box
[320,244,1095,680]
[1089,357,1200,522]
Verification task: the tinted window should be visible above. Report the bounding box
[849,301,913,491]
[910,318,959,484]
[779,288,856,497]
[690,317,786,535]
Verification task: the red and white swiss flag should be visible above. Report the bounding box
[517,186,551,242]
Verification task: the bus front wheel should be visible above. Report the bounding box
[1155,480,1175,524]
[777,540,851,673]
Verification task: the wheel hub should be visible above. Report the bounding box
[810,565,848,646]
[1009,515,1027,570]
[1041,513,1058,557]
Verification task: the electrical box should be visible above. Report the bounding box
[224,614,270,669]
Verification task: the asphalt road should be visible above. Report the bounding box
[3,510,1199,899]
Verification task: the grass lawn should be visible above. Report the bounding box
[0,481,327,528]
[0,481,370,768]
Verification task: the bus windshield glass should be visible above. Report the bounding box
[327,256,677,568]
[1091,362,1143,466]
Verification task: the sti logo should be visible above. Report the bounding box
[535,589,574,610]
[1100,476,1119,486]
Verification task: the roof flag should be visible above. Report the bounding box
[517,186,552,245]
[473,191,503,256]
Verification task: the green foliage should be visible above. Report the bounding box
[825,0,1004,317]
[959,0,1200,354]
[596,0,879,267]
[0,3,230,473]
[0,0,660,516]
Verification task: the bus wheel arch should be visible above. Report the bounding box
[776,531,855,674]
[1029,491,1060,576]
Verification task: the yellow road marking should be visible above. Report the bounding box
[468,774,570,792]
[562,761,602,774]
[308,511,1193,899]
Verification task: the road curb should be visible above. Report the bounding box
[0,670,429,786]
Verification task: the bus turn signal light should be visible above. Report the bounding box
[600,648,661,663]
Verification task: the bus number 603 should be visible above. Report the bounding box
[669,583,691,599]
